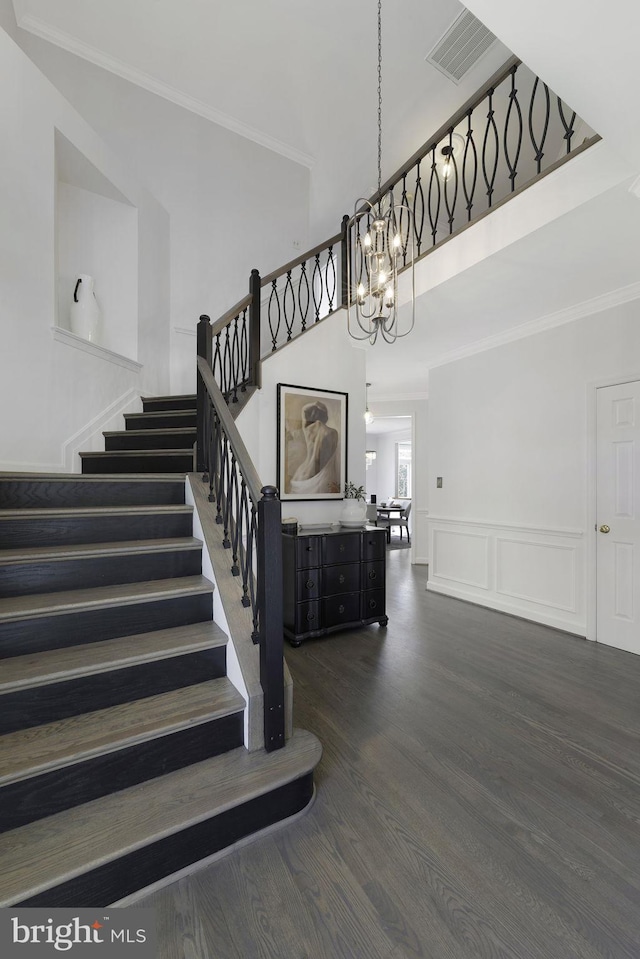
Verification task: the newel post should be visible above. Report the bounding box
[196,314,211,475]
[257,485,284,751]
[249,268,262,391]
[340,213,350,310]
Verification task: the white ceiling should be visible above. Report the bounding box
[11,0,640,399]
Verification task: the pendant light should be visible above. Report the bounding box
[364,382,374,425]
[346,0,415,345]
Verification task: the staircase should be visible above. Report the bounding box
[0,394,319,907]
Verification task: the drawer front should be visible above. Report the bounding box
[362,560,384,589]
[362,530,386,561]
[323,592,360,628]
[324,562,360,596]
[296,568,321,600]
[362,588,385,619]
[295,536,321,569]
[323,533,360,566]
[295,600,321,633]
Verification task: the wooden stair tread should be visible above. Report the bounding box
[0,622,228,693]
[103,428,196,437]
[0,537,202,565]
[0,677,244,786]
[79,450,194,457]
[0,575,213,622]
[140,394,196,402]
[0,728,320,906]
[0,505,192,520]
[0,472,188,482]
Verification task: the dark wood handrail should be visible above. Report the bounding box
[261,232,342,288]
[209,293,253,339]
[197,356,263,504]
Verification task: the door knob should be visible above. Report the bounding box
[599,524,611,533]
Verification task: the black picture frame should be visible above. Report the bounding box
[277,383,348,501]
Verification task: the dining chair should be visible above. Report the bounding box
[389,502,412,544]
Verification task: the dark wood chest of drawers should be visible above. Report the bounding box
[282,526,387,646]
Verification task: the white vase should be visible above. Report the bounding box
[70,274,101,342]
[340,499,367,525]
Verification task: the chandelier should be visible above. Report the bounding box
[346,0,415,345]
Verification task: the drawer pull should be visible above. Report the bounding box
[339,574,345,584]
[369,599,377,609]
[305,546,313,552]
[339,544,345,553]
[368,570,377,580]
[338,604,345,614]
[306,611,315,621]
[305,580,315,590]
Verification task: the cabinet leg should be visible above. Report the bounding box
[379,616,389,627]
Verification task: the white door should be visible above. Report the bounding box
[596,381,640,653]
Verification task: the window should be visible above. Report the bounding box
[396,442,412,498]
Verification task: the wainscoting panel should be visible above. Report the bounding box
[427,517,585,634]
[432,529,490,590]
[495,538,576,612]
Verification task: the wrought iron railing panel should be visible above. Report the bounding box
[197,354,284,752]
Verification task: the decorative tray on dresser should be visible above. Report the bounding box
[282,524,387,647]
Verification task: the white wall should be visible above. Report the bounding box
[427,301,640,634]
[0,23,169,471]
[9,29,311,396]
[236,313,367,528]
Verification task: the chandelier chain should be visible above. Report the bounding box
[377,0,382,201]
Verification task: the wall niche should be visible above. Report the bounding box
[55,130,139,360]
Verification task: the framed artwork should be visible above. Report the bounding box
[277,383,348,501]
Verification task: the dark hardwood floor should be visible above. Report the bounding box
[140,551,640,958]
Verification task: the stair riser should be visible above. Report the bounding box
[0,513,193,549]
[82,453,194,474]
[142,397,197,412]
[104,431,196,451]
[17,774,313,907]
[0,648,226,734]
[0,713,243,834]
[125,413,196,430]
[0,548,202,598]
[0,479,185,510]
[0,593,213,659]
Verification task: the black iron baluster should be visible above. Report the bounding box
[283,269,295,341]
[268,279,281,351]
[312,253,324,322]
[443,130,459,234]
[557,98,576,154]
[326,245,336,313]
[463,110,478,222]
[298,261,310,332]
[230,314,240,404]
[399,174,410,265]
[528,77,550,175]
[212,332,223,395]
[413,159,425,255]
[482,88,499,208]
[504,66,523,192]
[229,456,240,576]
[428,146,441,247]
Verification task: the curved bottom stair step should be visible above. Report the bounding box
[0,728,322,907]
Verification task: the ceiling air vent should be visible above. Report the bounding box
[426,8,497,83]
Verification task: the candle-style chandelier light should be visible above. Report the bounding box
[346,0,415,345]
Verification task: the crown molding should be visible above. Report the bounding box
[17,14,316,170]
[430,280,640,370]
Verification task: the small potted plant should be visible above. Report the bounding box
[340,481,367,525]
